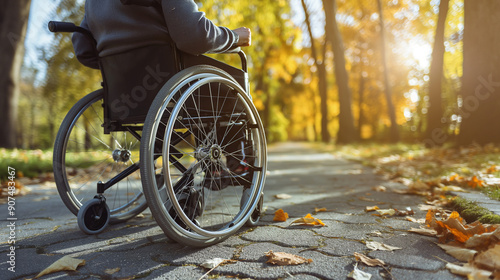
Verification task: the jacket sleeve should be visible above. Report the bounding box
[71,15,100,69]
[160,0,238,55]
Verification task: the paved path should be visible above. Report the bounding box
[1,142,468,279]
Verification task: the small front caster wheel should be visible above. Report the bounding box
[77,198,110,234]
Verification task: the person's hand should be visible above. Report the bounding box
[232,27,251,47]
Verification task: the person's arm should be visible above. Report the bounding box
[71,15,100,69]
[160,0,248,54]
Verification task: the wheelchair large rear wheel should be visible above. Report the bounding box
[53,89,147,223]
[141,65,266,247]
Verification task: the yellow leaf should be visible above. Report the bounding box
[375,209,396,216]
[314,207,327,213]
[291,213,325,226]
[273,209,289,222]
[265,250,312,266]
[365,206,379,212]
[36,256,85,278]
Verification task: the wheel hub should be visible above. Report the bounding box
[112,149,131,162]
[209,145,222,161]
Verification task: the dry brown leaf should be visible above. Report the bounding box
[365,206,379,212]
[273,209,289,222]
[409,180,431,192]
[465,227,500,251]
[406,216,425,223]
[358,196,375,202]
[473,244,500,271]
[408,227,437,236]
[275,193,292,199]
[395,208,415,216]
[353,252,385,267]
[265,251,312,266]
[366,241,402,251]
[437,244,477,262]
[291,213,325,226]
[35,256,85,278]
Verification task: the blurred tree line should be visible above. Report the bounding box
[6,0,500,149]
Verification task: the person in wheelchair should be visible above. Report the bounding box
[72,0,251,69]
[72,0,253,190]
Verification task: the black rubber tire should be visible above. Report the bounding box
[53,89,147,223]
[77,198,110,234]
[141,65,267,247]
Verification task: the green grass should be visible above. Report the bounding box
[0,148,108,182]
[449,197,500,224]
[484,186,500,201]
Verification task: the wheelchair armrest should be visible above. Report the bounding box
[206,47,247,72]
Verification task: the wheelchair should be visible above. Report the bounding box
[49,19,266,247]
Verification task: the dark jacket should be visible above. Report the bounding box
[72,0,238,69]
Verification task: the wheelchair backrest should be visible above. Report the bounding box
[100,44,247,132]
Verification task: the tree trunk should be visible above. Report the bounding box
[426,0,450,146]
[323,0,358,144]
[0,0,32,148]
[376,0,399,142]
[357,70,365,139]
[458,0,500,145]
[301,0,329,142]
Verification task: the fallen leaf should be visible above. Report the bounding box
[358,196,375,202]
[365,206,379,212]
[200,258,230,269]
[36,256,85,278]
[291,213,325,226]
[371,185,387,192]
[104,267,121,275]
[275,193,292,199]
[409,180,430,192]
[348,263,372,280]
[366,241,402,251]
[467,176,485,189]
[408,227,437,236]
[273,209,289,222]
[314,207,327,213]
[353,252,385,267]
[426,210,497,243]
[375,209,396,216]
[445,263,492,279]
[406,216,425,223]
[368,230,383,237]
[465,227,500,251]
[473,244,500,271]
[265,251,312,266]
[395,208,415,216]
[437,244,477,262]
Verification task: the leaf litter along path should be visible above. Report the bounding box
[1,142,465,280]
